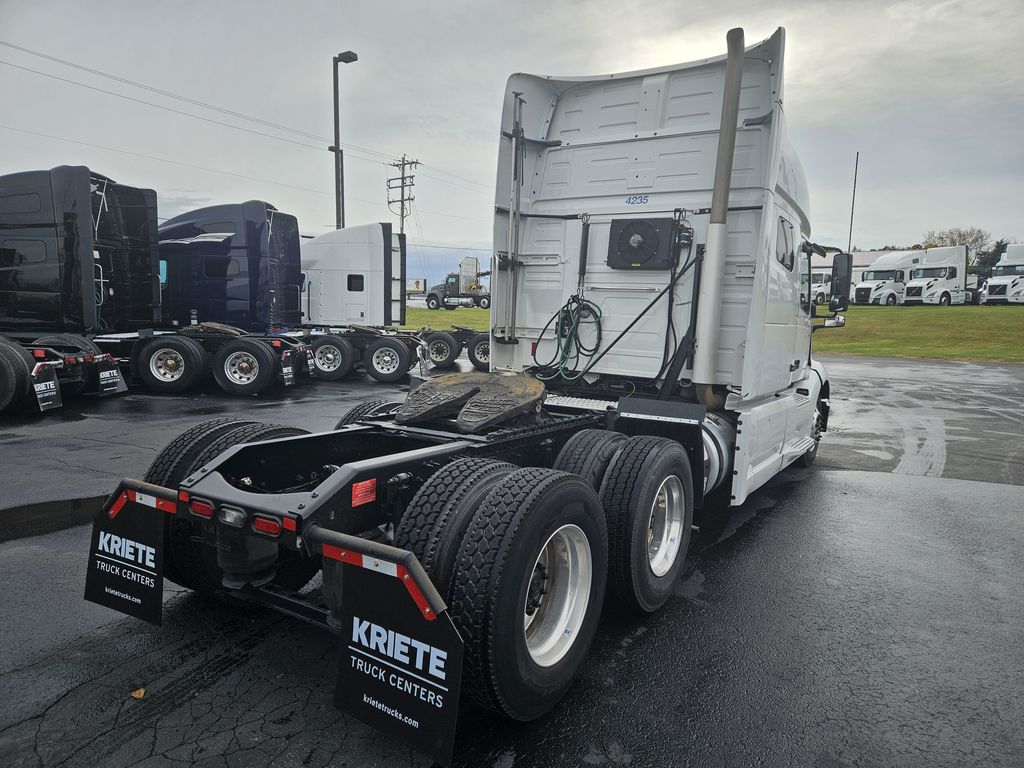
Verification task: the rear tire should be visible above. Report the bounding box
[309,335,355,380]
[451,467,608,721]
[424,332,460,368]
[212,338,277,395]
[553,429,627,490]
[136,336,206,393]
[363,338,411,383]
[599,436,694,613]
[468,333,490,371]
[0,340,32,413]
[334,399,402,428]
[394,458,516,598]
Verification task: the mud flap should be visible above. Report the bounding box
[97,356,128,396]
[31,363,62,411]
[84,481,176,625]
[281,350,295,386]
[311,528,463,765]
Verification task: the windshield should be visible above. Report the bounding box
[992,264,1024,277]
[910,267,947,279]
[863,270,895,281]
[811,273,829,284]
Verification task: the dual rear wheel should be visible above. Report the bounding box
[393,430,693,721]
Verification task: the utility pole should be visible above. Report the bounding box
[847,151,859,253]
[387,154,420,234]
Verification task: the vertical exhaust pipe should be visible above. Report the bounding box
[693,27,744,410]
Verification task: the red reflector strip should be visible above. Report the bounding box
[271,339,282,348]
[32,349,46,359]
[178,490,190,503]
[189,499,215,517]
[281,516,297,532]
[319,544,436,621]
[397,564,435,620]
[351,478,377,507]
[108,491,129,519]
[252,516,281,536]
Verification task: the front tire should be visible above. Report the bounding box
[451,467,608,721]
[478,296,491,310]
[939,292,951,306]
[426,295,441,310]
[599,436,694,613]
[885,294,897,306]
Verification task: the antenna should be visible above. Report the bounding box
[847,151,859,253]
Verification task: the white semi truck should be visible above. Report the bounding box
[853,250,922,305]
[809,269,833,305]
[982,244,1024,304]
[901,245,977,306]
[82,27,851,763]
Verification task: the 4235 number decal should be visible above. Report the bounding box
[624,195,649,205]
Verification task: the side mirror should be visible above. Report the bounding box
[830,252,852,312]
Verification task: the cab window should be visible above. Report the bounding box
[776,219,794,271]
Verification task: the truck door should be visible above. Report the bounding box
[763,216,799,393]
[792,240,812,384]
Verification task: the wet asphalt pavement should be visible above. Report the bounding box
[0,354,1022,767]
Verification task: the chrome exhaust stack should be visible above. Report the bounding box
[693,27,745,410]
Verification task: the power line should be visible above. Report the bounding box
[0,38,497,198]
[0,38,396,161]
[0,59,401,165]
[2,123,332,198]
[0,123,489,224]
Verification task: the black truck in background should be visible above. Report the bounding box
[0,166,423,416]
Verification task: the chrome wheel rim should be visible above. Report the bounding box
[150,348,185,382]
[647,475,684,577]
[427,340,451,362]
[314,344,342,372]
[475,341,490,363]
[371,347,400,374]
[224,351,259,384]
[523,523,592,668]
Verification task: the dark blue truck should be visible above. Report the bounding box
[0,166,422,415]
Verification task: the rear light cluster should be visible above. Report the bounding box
[187,497,283,537]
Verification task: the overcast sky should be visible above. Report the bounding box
[1,0,1021,282]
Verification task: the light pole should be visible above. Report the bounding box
[331,50,357,229]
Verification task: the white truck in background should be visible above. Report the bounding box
[982,244,1024,304]
[901,245,977,306]
[300,223,405,327]
[809,269,833,305]
[853,250,922,305]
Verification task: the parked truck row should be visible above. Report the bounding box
[0,167,488,416]
[83,28,854,763]
[852,246,979,306]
